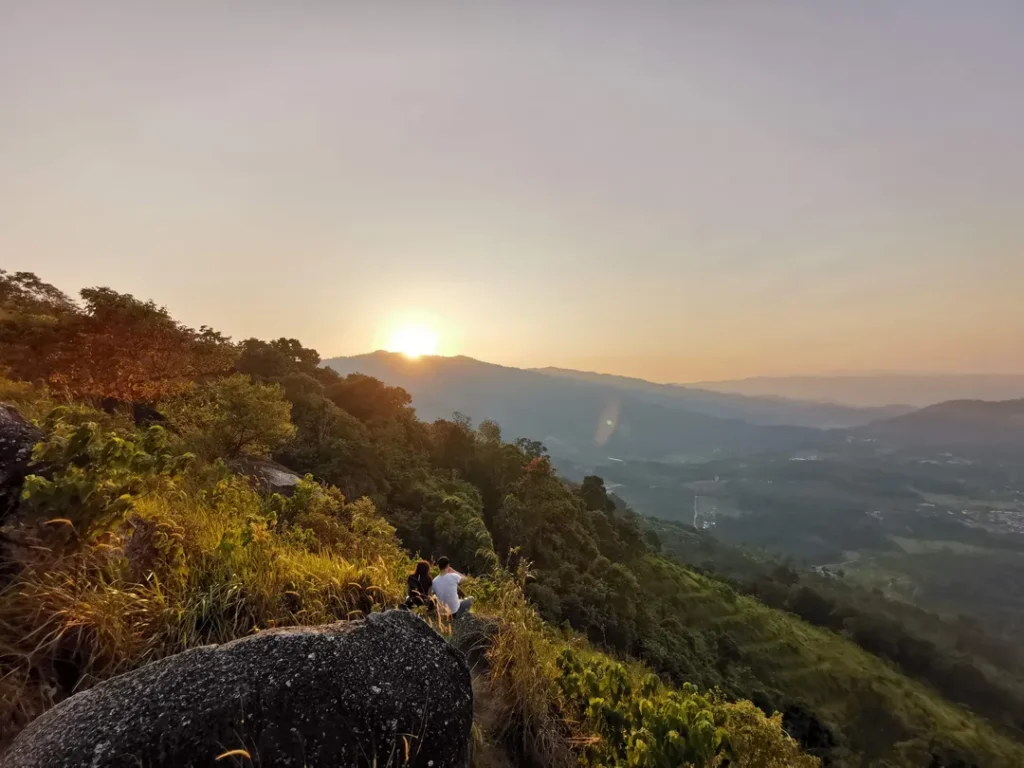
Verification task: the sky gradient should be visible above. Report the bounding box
[2,1,1022,382]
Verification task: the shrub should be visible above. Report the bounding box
[19,409,191,547]
[162,374,296,459]
[555,650,818,767]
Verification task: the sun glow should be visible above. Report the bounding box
[386,325,439,359]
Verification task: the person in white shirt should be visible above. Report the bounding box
[429,556,475,617]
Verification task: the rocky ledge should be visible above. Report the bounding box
[2,610,472,768]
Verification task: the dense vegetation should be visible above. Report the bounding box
[651,520,1024,736]
[2,270,1023,766]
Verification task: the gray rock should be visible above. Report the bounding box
[229,456,303,496]
[450,613,500,674]
[0,403,42,522]
[3,610,473,768]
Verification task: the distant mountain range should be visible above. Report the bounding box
[534,367,910,427]
[859,398,1024,448]
[323,353,881,464]
[324,353,1024,464]
[689,374,1024,408]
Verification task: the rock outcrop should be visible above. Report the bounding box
[229,455,303,496]
[0,404,41,523]
[2,610,473,768]
[451,612,500,673]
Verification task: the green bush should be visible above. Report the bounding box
[162,374,295,459]
[20,409,192,545]
[555,649,817,767]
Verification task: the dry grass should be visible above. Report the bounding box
[476,564,575,768]
[0,468,410,745]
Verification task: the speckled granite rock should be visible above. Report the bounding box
[0,404,41,522]
[2,610,472,768]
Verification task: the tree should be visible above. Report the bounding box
[20,410,192,546]
[163,374,296,459]
[326,374,413,423]
[0,270,75,315]
[477,419,502,444]
[514,437,548,459]
[720,700,821,768]
[580,475,617,514]
[0,270,76,384]
[424,477,497,571]
[430,415,478,474]
[236,337,323,382]
[49,288,234,402]
[2,276,236,402]
[275,389,386,502]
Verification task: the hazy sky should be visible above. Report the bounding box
[2,1,1022,381]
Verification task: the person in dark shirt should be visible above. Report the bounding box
[404,559,434,611]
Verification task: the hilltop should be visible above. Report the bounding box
[3,271,1024,766]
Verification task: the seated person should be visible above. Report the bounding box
[404,560,434,611]
[429,556,474,617]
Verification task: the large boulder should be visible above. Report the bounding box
[0,403,41,522]
[3,610,473,768]
[229,455,303,496]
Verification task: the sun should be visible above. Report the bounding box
[386,325,439,359]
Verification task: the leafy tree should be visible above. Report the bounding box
[0,271,76,384]
[280,477,398,558]
[387,475,496,571]
[276,390,385,502]
[0,270,75,316]
[430,415,478,474]
[556,649,818,767]
[163,374,295,459]
[514,437,548,459]
[580,475,617,514]
[2,283,237,402]
[236,337,324,382]
[477,418,502,444]
[326,373,413,423]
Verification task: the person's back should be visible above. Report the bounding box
[406,573,427,606]
[430,571,462,614]
[429,556,474,617]
[404,560,433,611]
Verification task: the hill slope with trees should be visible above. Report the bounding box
[859,398,1024,448]
[324,352,840,464]
[2,270,1023,766]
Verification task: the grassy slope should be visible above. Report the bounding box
[0,403,815,767]
[3,393,1022,766]
[636,556,1024,766]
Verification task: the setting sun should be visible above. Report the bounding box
[386,325,439,358]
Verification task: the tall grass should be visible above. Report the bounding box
[0,462,410,744]
[475,562,575,768]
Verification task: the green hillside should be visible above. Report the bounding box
[2,270,1023,766]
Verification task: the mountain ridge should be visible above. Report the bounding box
[860,397,1024,447]
[690,373,1024,408]
[323,351,847,464]
[533,365,912,425]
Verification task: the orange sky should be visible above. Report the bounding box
[3,3,1023,381]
